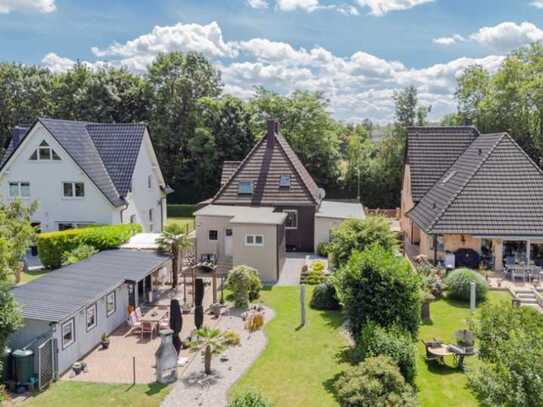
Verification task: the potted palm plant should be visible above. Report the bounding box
[101,333,110,349]
[190,326,229,375]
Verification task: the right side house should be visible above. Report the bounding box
[401,127,543,270]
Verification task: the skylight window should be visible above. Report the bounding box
[279,175,290,188]
[442,171,456,184]
[238,181,254,195]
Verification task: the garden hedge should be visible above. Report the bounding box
[37,223,142,269]
[167,204,195,218]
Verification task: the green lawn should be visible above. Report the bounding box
[22,382,169,407]
[416,290,512,407]
[167,217,194,231]
[230,286,350,407]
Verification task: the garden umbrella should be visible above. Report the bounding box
[169,299,183,353]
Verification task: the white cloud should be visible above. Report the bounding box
[356,0,433,16]
[276,0,320,12]
[433,34,465,46]
[247,0,269,8]
[531,0,543,9]
[43,21,508,124]
[470,22,543,52]
[41,53,75,73]
[91,21,238,61]
[0,0,55,13]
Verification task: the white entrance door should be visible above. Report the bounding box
[224,229,233,257]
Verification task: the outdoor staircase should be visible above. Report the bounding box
[511,288,543,311]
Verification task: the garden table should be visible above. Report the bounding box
[141,308,169,334]
[426,345,453,364]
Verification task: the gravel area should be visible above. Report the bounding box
[161,305,274,407]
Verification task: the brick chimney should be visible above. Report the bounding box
[266,119,280,138]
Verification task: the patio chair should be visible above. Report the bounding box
[421,339,442,362]
[127,313,142,336]
[141,320,155,340]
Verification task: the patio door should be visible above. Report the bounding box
[224,229,233,257]
[128,283,136,308]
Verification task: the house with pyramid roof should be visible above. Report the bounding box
[402,127,543,271]
[194,120,364,282]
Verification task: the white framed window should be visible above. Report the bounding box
[279,175,290,188]
[130,214,136,224]
[209,230,218,241]
[238,181,254,195]
[8,182,30,198]
[148,209,153,231]
[63,182,85,198]
[61,318,75,349]
[86,303,97,332]
[147,175,152,189]
[284,209,298,230]
[106,291,116,317]
[29,140,61,161]
[245,234,264,247]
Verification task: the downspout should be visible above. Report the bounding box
[159,197,164,231]
[120,202,128,224]
[433,234,438,266]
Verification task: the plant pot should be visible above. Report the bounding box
[101,341,110,350]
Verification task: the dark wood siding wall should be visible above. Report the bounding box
[276,206,315,252]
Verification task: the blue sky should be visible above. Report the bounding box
[2,0,543,122]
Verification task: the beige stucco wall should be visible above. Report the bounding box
[232,223,279,283]
[314,217,344,250]
[419,231,483,263]
[195,214,232,261]
[444,234,481,253]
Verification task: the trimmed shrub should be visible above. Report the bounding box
[355,323,416,383]
[226,265,262,308]
[334,355,418,407]
[316,242,330,257]
[223,330,241,346]
[38,224,142,268]
[310,282,341,310]
[301,260,327,285]
[228,391,272,407]
[328,216,398,268]
[444,268,487,303]
[333,245,422,338]
[62,244,98,265]
[167,204,195,218]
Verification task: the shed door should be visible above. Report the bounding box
[38,337,55,390]
[224,229,233,257]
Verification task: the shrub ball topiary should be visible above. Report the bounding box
[445,268,488,303]
[334,355,418,407]
[228,391,272,407]
[354,323,417,383]
[226,265,263,308]
[310,283,341,310]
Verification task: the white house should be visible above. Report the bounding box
[0,118,169,232]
